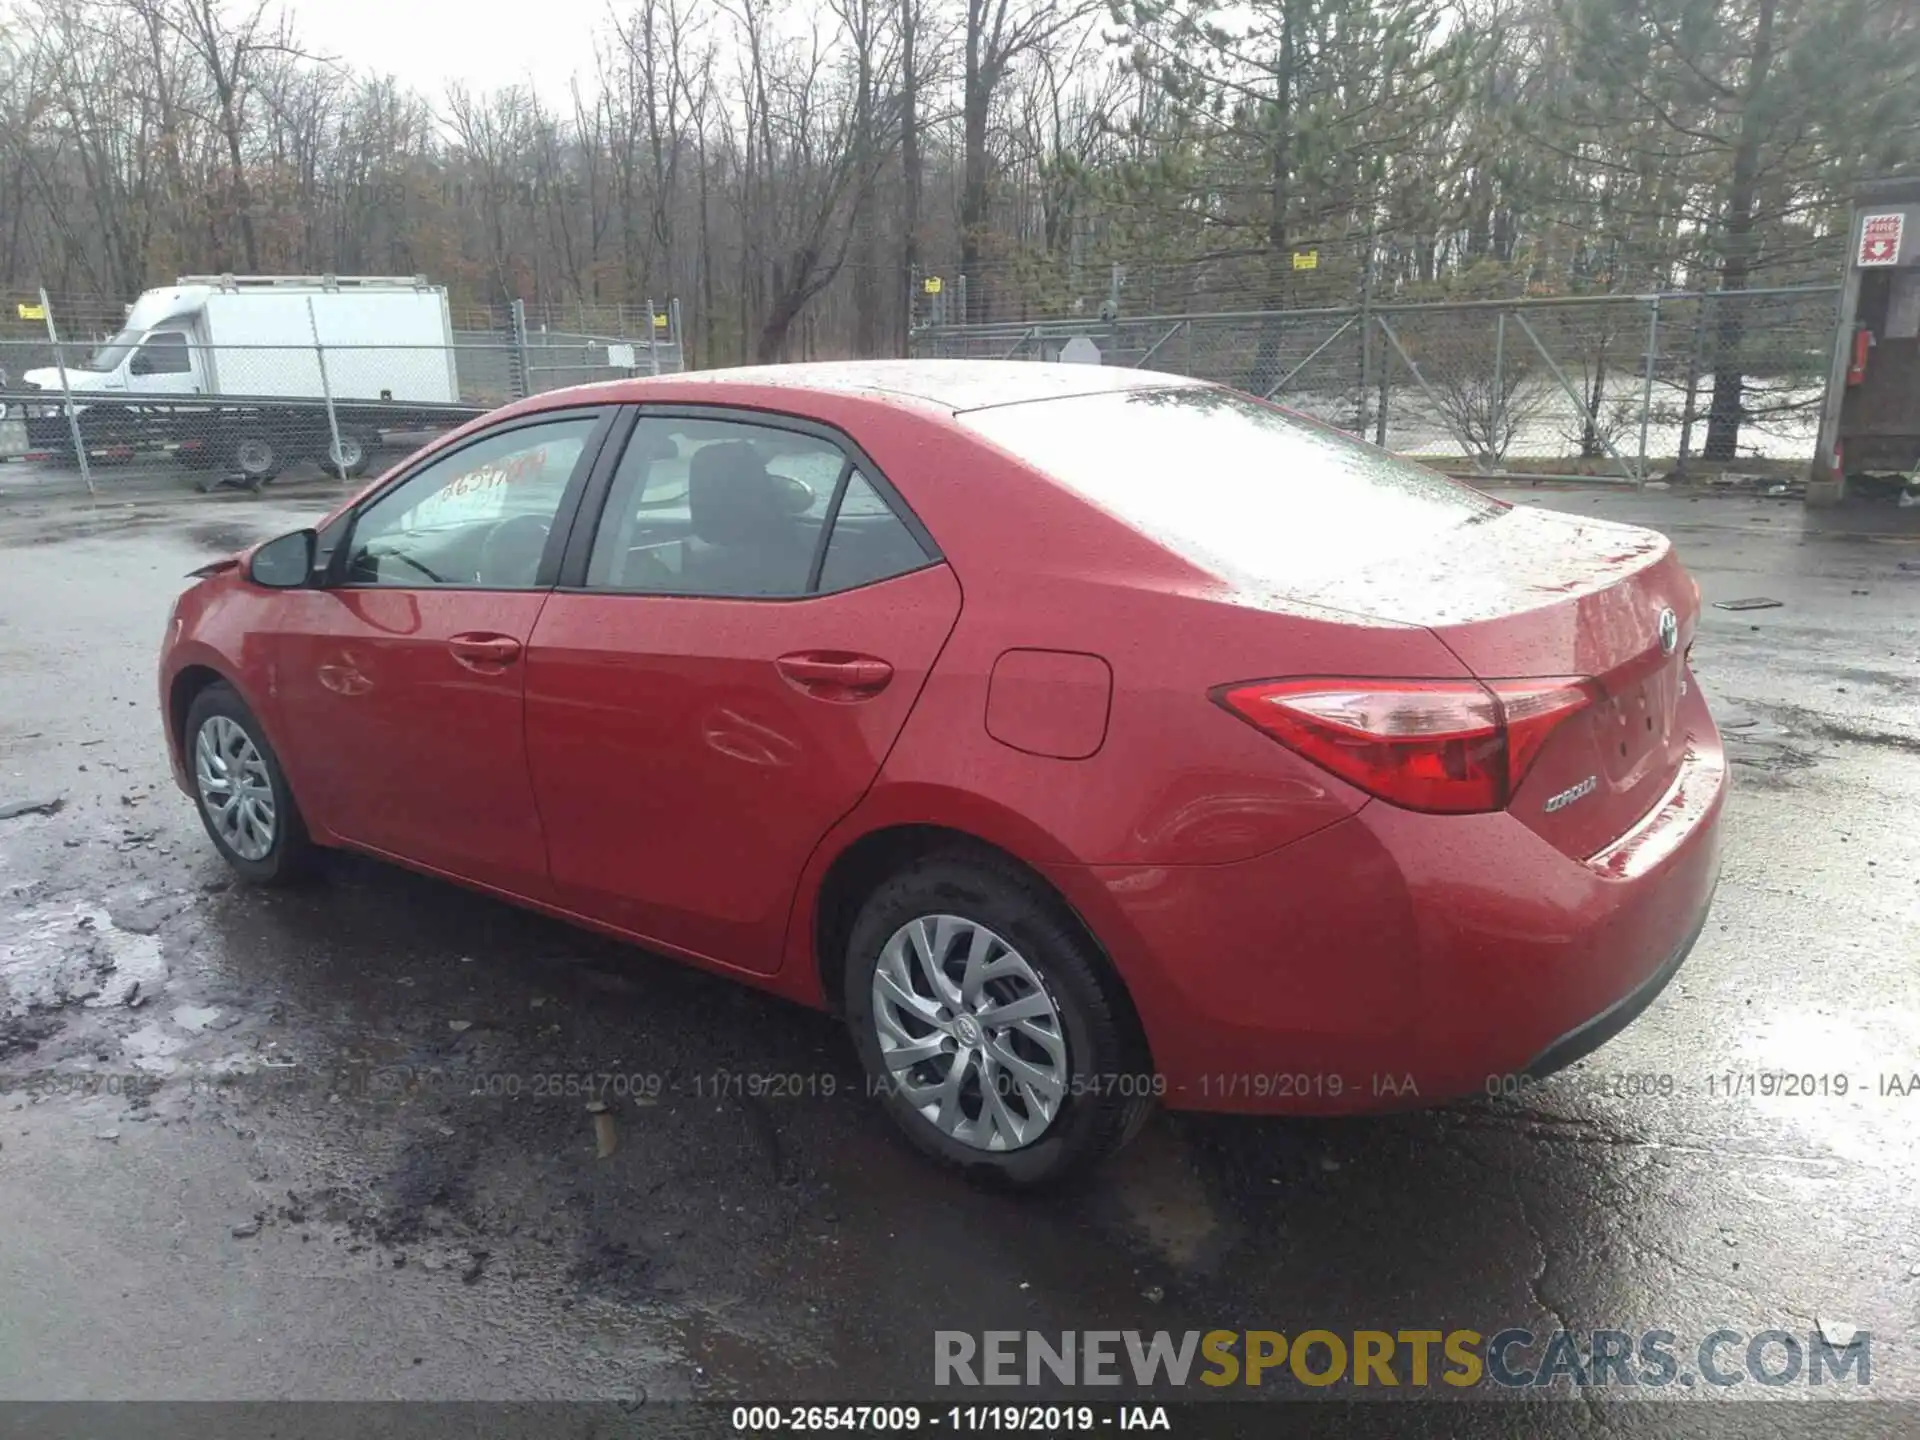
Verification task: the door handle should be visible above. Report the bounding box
[775,651,894,700]
[448,632,523,670]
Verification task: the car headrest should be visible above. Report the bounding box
[688,442,793,547]
[627,429,680,465]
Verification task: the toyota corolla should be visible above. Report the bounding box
[159,361,1725,1185]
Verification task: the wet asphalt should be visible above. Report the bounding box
[0,459,1917,1428]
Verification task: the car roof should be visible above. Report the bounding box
[575,360,1206,414]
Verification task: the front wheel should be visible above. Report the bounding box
[843,853,1153,1188]
[184,683,315,884]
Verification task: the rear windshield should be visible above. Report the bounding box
[959,386,1504,587]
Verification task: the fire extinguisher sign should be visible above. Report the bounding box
[1859,212,1906,267]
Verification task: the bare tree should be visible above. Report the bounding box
[5,0,1911,387]
[732,0,870,361]
[443,83,542,301]
[610,0,706,306]
[151,0,313,271]
[896,0,923,350]
[959,0,1098,320]
[828,0,897,355]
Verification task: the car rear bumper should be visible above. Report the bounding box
[1521,882,1711,1079]
[1048,721,1727,1115]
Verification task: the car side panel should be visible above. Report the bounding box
[1039,815,1425,1110]
[164,581,345,838]
[867,574,1468,867]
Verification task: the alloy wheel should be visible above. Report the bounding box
[194,715,277,861]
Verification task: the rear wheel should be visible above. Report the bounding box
[320,431,375,479]
[231,434,281,484]
[184,683,315,884]
[843,852,1152,1188]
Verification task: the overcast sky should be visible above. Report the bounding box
[292,0,614,102]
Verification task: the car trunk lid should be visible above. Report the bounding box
[1278,505,1699,858]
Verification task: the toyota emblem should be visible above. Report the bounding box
[1657,607,1679,656]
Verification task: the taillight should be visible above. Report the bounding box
[1215,677,1592,814]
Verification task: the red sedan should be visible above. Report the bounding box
[160,362,1725,1185]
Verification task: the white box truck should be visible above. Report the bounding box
[20,275,476,480]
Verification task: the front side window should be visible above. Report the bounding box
[585,415,928,597]
[342,416,598,588]
[132,332,192,376]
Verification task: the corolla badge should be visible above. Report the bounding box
[1657,607,1679,657]
[1543,775,1598,813]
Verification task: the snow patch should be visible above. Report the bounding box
[0,902,170,1015]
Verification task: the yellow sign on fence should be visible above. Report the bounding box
[1292,251,1319,271]
[923,276,943,294]
[17,302,46,320]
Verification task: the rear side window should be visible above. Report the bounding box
[958,387,1504,587]
[817,472,928,592]
[586,415,930,597]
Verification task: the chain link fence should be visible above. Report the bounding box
[913,286,1842,481]
[0,293,684,491]
[1,279,1843,490]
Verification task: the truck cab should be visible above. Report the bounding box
[23,285,212,399]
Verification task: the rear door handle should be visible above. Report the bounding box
[448,632,523,670]
[775,651,894,700]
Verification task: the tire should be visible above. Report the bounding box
[320,431,375,479]
[231,434,281,483]
[183,682,315,885]
[844,851,1152,1188]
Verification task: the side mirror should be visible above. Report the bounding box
[248,529,317,588]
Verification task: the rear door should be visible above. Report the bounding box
[524,407,960,974]
[271,408,614,895]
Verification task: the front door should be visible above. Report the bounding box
[126,329,204,397]
[271,409,612,896]
[525,410,961,972]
